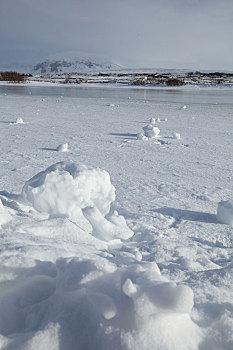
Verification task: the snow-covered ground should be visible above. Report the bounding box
[0,86,233,349]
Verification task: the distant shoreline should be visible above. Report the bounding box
[1,70,233,89]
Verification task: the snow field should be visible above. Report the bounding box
[0,87,233,349]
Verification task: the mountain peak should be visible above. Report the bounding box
[33,51,124,74]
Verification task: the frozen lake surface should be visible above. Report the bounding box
[1,84,233,105]
[0,85,233,349]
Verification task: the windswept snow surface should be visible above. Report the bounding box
[0,86,233,349]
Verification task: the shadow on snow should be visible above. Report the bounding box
[108,132,137,139]
[152,207,219,224]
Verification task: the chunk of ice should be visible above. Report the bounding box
[217,200,233,227]
[57,143,68,152]
[173,132,181,140]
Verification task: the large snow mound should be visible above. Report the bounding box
[21,162,115,219]
[20,162,134,241]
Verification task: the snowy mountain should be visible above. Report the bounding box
[33,52,124,74]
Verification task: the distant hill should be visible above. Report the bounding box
[33,52,124,74]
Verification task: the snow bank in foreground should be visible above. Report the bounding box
[0,258,201,350]
[217,200,233,227]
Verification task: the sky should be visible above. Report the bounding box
[1,0,233,71]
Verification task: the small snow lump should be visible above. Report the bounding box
[217,200,233,227]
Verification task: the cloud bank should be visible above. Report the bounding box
[0,0,233,70]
